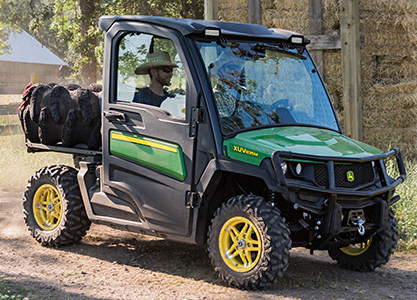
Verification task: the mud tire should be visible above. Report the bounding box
[207,194,291,289]
[23,165,91,247]
[328,208,398,272]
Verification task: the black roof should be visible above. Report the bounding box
[99,15,307,41]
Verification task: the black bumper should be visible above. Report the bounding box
[271,147,406,248]
[271,147,406,202]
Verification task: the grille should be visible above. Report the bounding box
[313,162,375,188]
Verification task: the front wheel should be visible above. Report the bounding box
[328,208,398,272]
[207,194,291,289]
[23,165,91,247]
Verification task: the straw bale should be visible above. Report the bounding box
[363,30,417,49]
[262,9,276,28]
[322,0,340,34]
[359,56,377,85]
[399,143,417,156]
[262,0,275,10]
[401,12,417,31]
[363,127,417,152]
[271,0,308,11]
[361,0,417,14]
[363,45,415,58]
[371,81,417,96]
[363,107,417,128]
[263,9,309,34]
[324,77,343,95]
[364,92,417,112]
[363,127,415,145]
[360,54,417,83]
[324,51,342,77]
[361,10,417,32]
[375,60,417,80]
[219,0,246,10]
[219,8,248,23]
[398,143,417,159]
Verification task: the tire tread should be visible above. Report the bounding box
[23,165,91,247]
[207,194,291,289]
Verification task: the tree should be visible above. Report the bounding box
[54,0,203,84]
[0,0,67,62]
[0,26,11,56]
[2,0,204,84]
[50,0,102,84]
[0,0,12,55]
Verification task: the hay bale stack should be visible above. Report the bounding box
[322,0,340,34]
[360,0,417,157]
[320,0,417,157]
[262,0,309,35]
[218,0,248,22]
[322,0,343,123]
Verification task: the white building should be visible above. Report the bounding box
[0,30,67,94]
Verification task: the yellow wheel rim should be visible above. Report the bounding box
[33,184,63,231]
[340,238,372,256]
[219,216,262,273]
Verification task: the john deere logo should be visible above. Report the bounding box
[347,171,355,182]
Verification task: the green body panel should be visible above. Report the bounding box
[110,131,187,181]
[223,126,383,166]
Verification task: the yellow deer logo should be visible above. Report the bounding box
[347,171,355,182]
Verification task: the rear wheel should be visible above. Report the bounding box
[23,165,91,247]
[328,208,398,272]
[207,194,291,289]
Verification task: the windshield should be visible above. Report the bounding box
[196,39,339,134]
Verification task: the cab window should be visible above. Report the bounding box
[116,32,186,118]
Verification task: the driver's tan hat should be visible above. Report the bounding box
[135,51,178,75]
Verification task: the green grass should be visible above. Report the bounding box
[0,280,30,300]
[391,160,417,251]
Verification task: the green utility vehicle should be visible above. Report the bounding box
[22,15,406,289]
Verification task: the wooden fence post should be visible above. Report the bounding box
[205,0,219,20]
[309,0,324,76]
[340,0,362,140]
[248,0,262,25]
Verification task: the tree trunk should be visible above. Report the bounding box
[78,0,100,85]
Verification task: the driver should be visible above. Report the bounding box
[133,51,178,106]
[209,54,246,114]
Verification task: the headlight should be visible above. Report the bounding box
[281,162,288,174]
[296,163,302,175]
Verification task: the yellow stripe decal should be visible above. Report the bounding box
[111,132,178,153]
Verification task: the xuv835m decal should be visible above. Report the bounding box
[110,131,187,181]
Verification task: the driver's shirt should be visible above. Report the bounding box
[133,87,169,106]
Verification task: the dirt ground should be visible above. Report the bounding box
[1,190,416,300]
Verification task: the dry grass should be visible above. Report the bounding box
[0,134,73,192]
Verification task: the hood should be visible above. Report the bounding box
[223,126,383,166]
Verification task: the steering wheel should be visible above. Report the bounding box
[215,81,241,117]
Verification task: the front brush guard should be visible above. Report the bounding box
[271,147,406,247]
[271,147,406,201]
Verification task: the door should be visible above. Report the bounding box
[99,22,199,236]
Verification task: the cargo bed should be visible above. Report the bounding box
[25,142,102,157]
